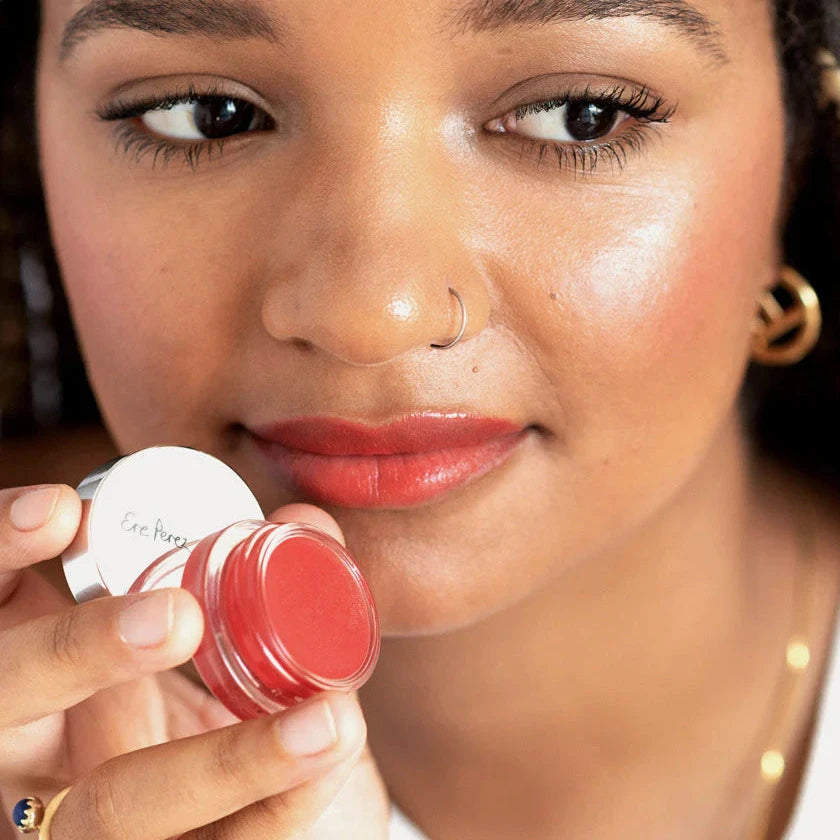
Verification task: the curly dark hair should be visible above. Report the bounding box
[2,2,840,486]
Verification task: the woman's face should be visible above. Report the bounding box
[37,0,784,634]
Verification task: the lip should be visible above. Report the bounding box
[248,414,530,509]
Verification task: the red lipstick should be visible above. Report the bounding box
[250,414,530,509]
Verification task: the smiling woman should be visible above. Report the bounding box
[2,1,840,840]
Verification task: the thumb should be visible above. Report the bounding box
[266,503,347,547]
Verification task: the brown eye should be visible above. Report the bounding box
[141,96,270,141]
[487,98,627,144]
[563,101,620,141]
[193,98,258,139]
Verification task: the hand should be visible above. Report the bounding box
[0,485,390,839]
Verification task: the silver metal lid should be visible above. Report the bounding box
[62,446,264,603]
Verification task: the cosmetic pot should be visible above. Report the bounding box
[62,446,380,719]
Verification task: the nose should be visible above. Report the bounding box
[260,109,490,367]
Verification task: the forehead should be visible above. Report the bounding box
[39,0,779,89]
[45,0,772,47]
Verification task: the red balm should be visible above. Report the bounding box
[129,519,380,720]
[61,447,380,720]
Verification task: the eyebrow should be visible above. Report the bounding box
[59,0,283,62]
[60,0,728,67]
[441,0,729,64]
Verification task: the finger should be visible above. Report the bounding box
[266,503,346,547]
[50,691,366,840]
[0,588,203,729]
[204,737,381,840]
[0,485,82,605]
[190,750,365,840]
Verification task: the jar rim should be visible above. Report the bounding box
[203,521,380,699]
[248,523,380,689]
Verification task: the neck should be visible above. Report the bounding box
[361,412,808,839]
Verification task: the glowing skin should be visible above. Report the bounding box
[35,0,840,837]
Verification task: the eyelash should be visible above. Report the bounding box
[504,83,676,176]
[96,83,265,171]
[96,81,676,175]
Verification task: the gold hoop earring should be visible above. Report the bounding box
[750,266,822,366]
[816,48,840,114]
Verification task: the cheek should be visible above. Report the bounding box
[567,173,778,466]
[38,94,261,448]
[571,192,762,438]
[483,127,783,548]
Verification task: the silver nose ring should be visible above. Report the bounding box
[431,287,467,349]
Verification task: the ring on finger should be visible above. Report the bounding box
[11,787,72,838]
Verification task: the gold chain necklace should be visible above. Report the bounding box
[741,504,821,840]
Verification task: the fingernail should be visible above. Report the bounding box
[327,693,365,749]
[119,591,173,649]
[10,486,60,531]
[275,696,340,757]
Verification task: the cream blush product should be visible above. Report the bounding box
[62,446,380,719]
